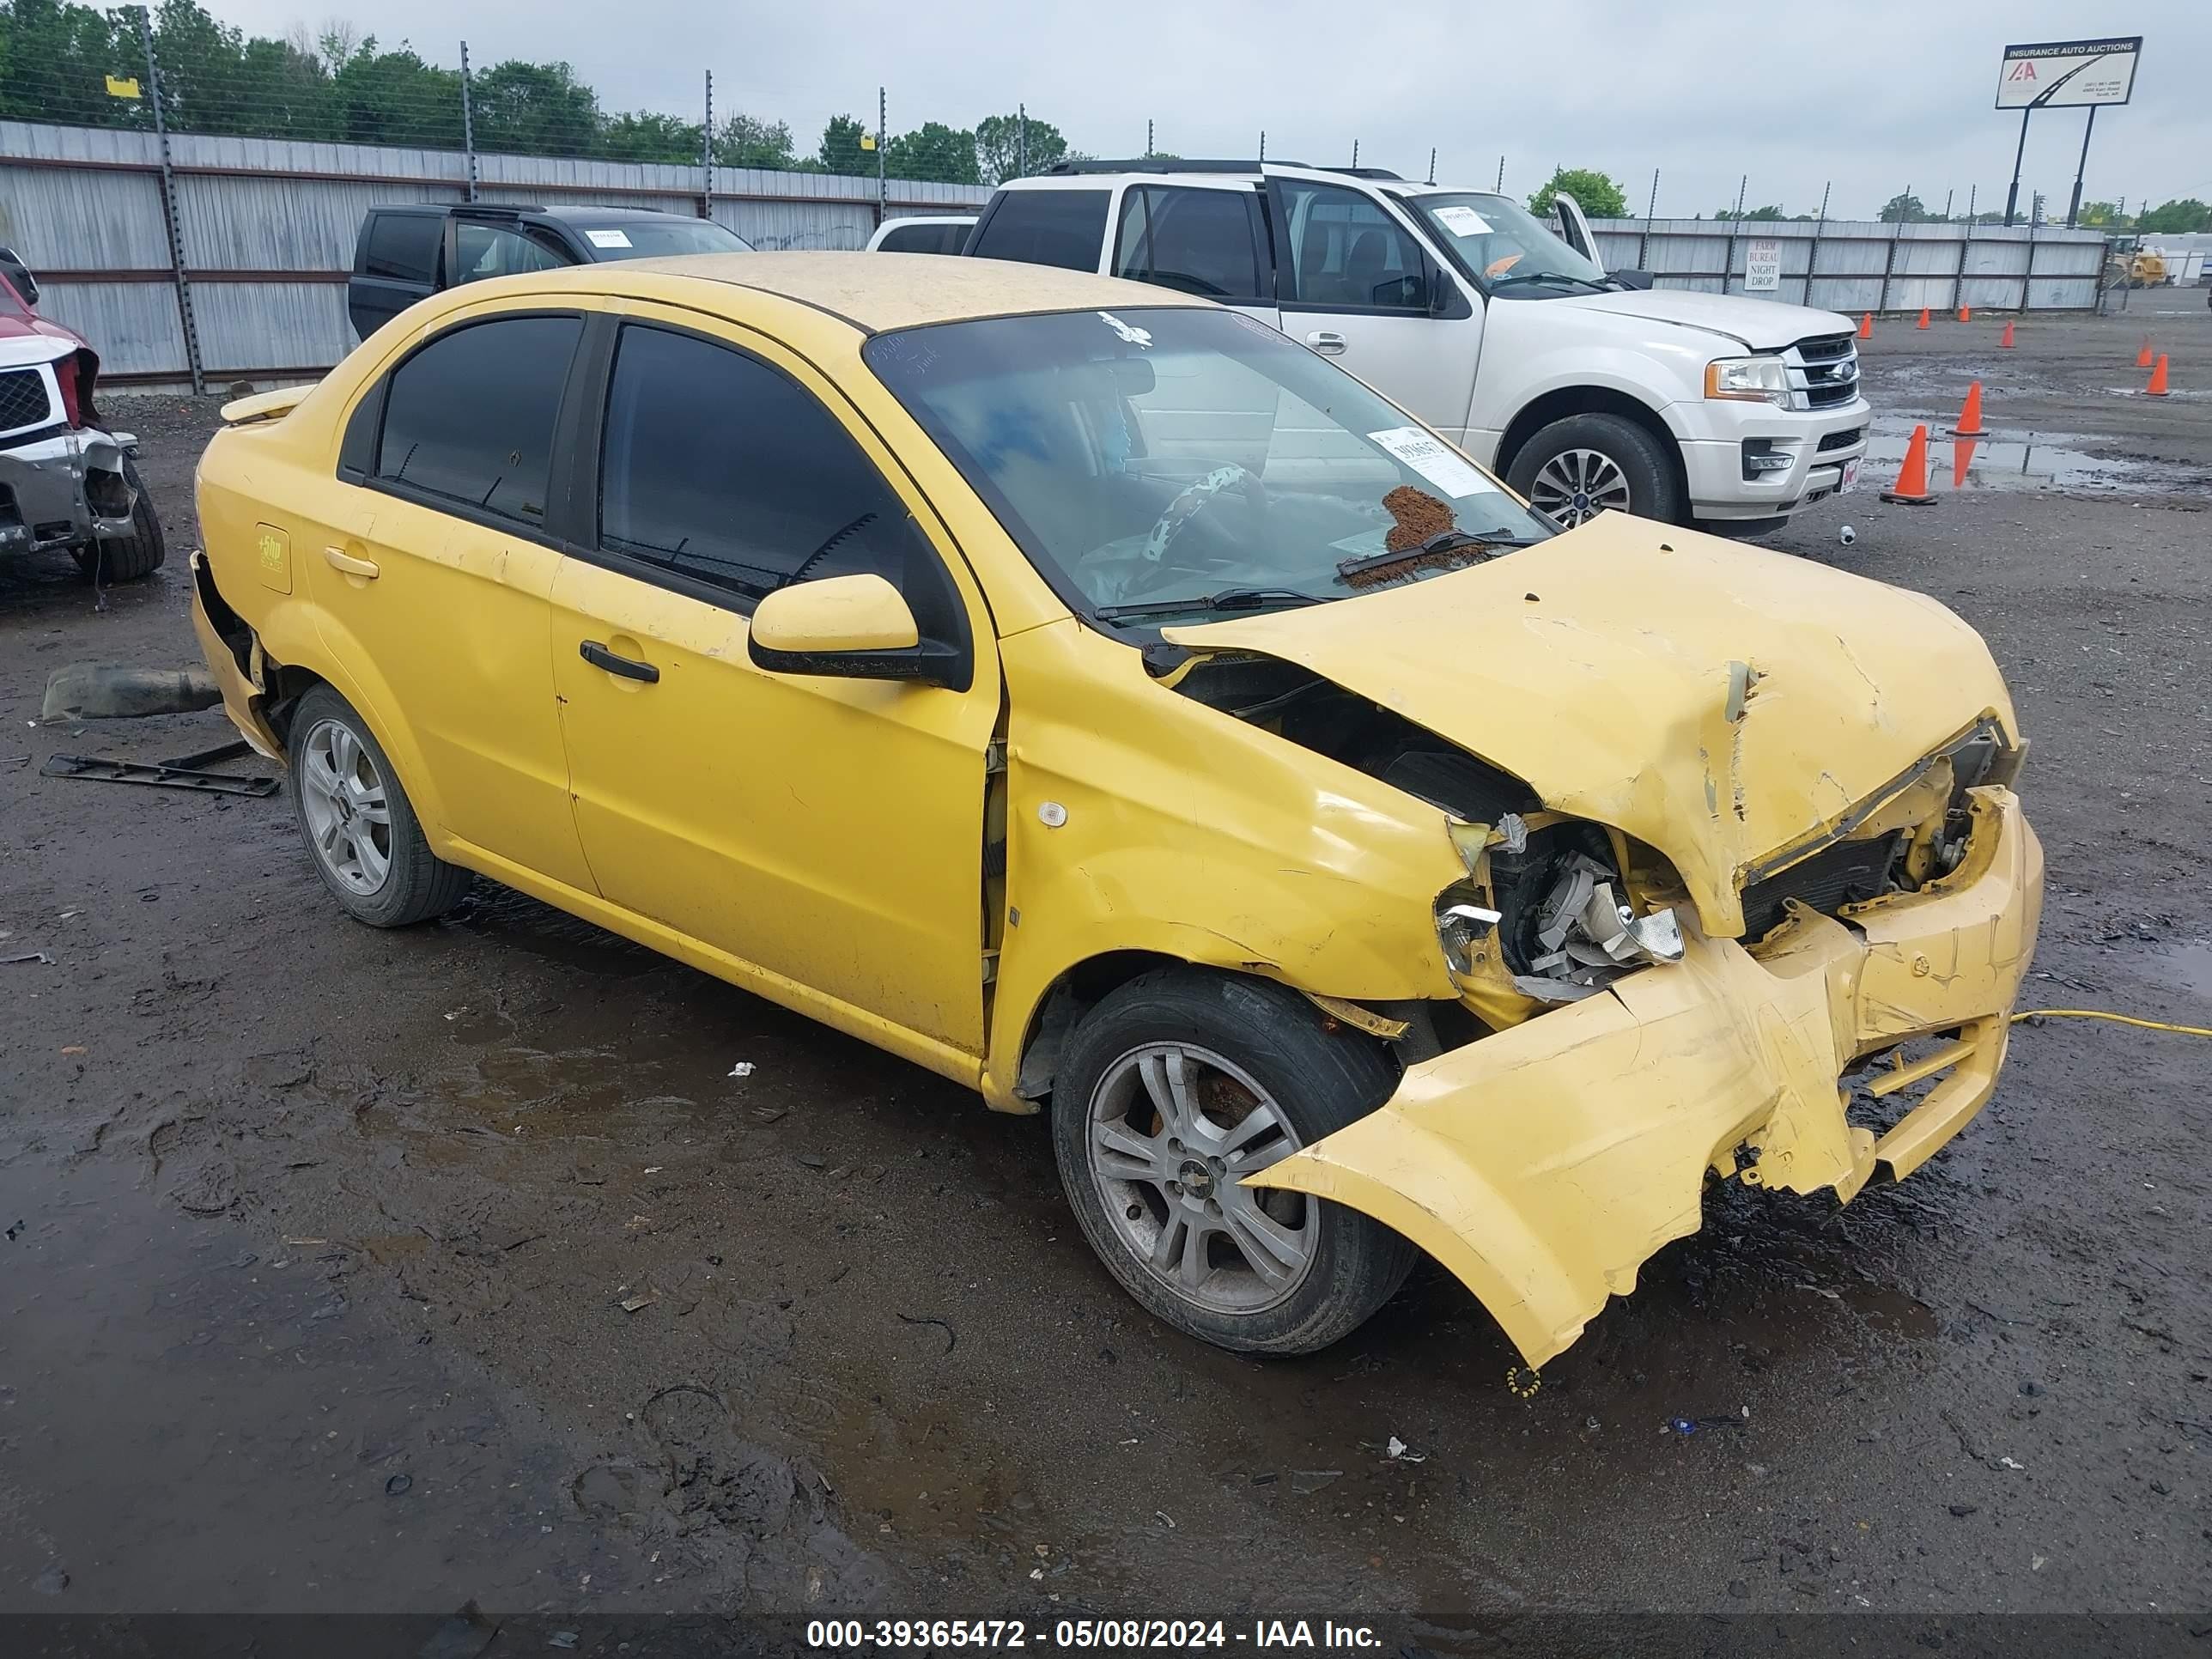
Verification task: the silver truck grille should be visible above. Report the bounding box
[1784,335,1860,411]
[0,368,54,436]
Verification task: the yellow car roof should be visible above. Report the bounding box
[551,251,1201,334]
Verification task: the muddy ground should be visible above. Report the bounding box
[2,305,2209,1651]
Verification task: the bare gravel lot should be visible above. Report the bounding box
[3,304,2209,1656]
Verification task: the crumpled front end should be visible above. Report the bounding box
[0,427,135,556]
[1245,786,2042,1369]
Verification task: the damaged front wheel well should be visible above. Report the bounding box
[1015,951,1182,1102]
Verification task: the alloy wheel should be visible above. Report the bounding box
[298,718,392,896]
[1528,447,1632,527]
[1084,1042,1316,1316]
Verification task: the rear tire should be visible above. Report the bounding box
[74,457,165,581]
[288,685,471,927]
[1507,411,1683,529]
[1051,968,1418,1355]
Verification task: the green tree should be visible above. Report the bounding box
[975,111,1067,183]
[2075,199,2128,228]
[471,58,597,156]
[601,109,701,164]
[714,112,796,170]
[1712,203,1785,221]
[2139,198,2211,234]
[331,40,460,149]
[1876,191,1932,223]
[884,120,978,185]
[1527,166,1626,219]
[817,112,869,175]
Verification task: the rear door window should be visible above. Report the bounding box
[374,314,583,528]
[1274,180,1431,313]
[1112,185,1265,301]
[969,190,1109,272]
[596,324,923,607]
[363,213,442,283]
[453,222,570,285]
[879,222,972,254]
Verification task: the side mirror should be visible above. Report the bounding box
[1610,269,1656,291]
[0,246,39,307]
[748,572,964,687]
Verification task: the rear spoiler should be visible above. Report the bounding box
[220,384,314,426]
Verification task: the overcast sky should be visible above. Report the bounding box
[216,0,2208,218]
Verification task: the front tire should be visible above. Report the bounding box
[288,685,471,927]
[74,457,165,581]
[1051,969,1418,1355]
[1507,411,1682,529]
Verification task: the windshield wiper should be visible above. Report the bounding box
[1336,529,1539,588]
[1094,586,1326,624]
[1489,271,1610,295]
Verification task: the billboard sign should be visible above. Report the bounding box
[1996,37,2142,109]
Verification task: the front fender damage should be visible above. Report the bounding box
[1243,788,2042,1369]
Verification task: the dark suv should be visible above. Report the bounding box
[348,204,755,341]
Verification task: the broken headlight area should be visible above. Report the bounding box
[1439,817,1689,1007]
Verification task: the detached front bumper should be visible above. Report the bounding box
[0,428,135,555]
[1248,787,2041,1368]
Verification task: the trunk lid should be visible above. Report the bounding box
[1164,514,2017,934]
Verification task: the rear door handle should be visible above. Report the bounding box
[579,640,659,684]
[323,545,379,578]
[1305,330,1347,355]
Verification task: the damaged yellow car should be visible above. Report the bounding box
[190,254,2041,1365]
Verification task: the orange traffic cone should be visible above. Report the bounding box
[2147,354,2171,397]
[1858,312,1874,339]
[1881,423,1938,504]
[2136,339,2154,368]
[1917,307,1931,330]
[1952,439,1977,487]
[1950,380,1987,436]
[1957,305,1972,323]
[2000,319,2015,348]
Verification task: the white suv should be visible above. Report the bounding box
[963,161,1869,534]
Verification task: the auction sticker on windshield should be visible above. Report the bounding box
[1433,204,1492,238]
[1369,427,1498,499]
[585,228,634,249]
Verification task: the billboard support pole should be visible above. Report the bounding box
[2065,105,2097,228]
[2002,108,2030,227]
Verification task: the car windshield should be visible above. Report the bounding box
[579,220,754,258]
[863,308,1553,629]
[1409,192,1606,295]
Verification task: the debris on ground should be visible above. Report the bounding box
[3,951,55,965]
[727,1061,756,1078]
[40,752,278,797]
[386,1473,413,1496]
[1290,1470,1342,1494]
[617,1290,659,1314]
[41,661,222,720]
[416,1601,499,1659]
[896,1311,957,1354]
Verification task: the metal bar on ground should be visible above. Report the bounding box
[41,754,279,797]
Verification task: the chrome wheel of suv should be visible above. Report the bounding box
[1528,447,1632,527]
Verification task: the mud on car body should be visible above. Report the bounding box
[0,254,162,580]
[185,253,2042,1366]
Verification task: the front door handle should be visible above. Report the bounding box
[579,640,659,684]
[323,545,379,579]
[1305,330,1347,355]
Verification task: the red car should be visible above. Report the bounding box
[0,250,164,581]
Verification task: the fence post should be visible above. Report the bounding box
[700,70,713,219]
[459,41,479,203]
[1018,103,1027,179]
[1722,174,1746,295]
[1638,167,1658,272]
[136,6,202,396]
[1805,180,1829,309]
[1877,187,1905,315]
[875,87,885,224]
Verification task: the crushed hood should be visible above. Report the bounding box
[1556,289,1852,350]
[1164,514,2018,935]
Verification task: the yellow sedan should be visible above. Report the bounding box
[191,253,2041,1364]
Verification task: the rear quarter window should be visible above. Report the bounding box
[969,191,1109,272]
[362,213,442,283]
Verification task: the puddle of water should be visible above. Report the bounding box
[2155,940,2212,1000]
[1863,412,2212,495]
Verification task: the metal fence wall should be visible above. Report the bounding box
[0,116,2112,390]
[1587,216,2106,313]
[0,119,990,386]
